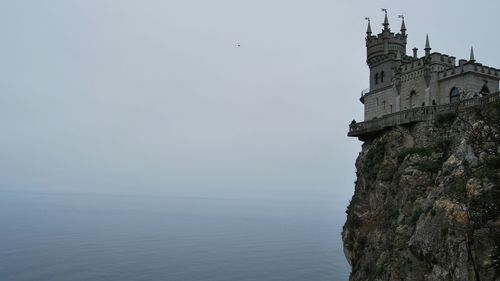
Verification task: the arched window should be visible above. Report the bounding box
[409,90,417,108]
[375,73,379,85]
[480,80,490,95]
[449,87,460,103]
[380,71,385,83]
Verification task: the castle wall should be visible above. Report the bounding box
[364,87,397,120]
[438,74,500,104]
[399,70,429,109]
[370,61,397,91]
[365,69,500,120]
[428,74,441,106]
[361,20,500,122]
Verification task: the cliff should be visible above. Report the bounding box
[343,101,500,281]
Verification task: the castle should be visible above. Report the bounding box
[348,11,500,138]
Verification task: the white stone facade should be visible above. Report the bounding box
[361,14,500,121]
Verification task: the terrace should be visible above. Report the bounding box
[348,92,500,140]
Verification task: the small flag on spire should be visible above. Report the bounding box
[398,15,406,34]
[381,9,389,29]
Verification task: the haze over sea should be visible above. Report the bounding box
[1,190,349,281]
[2,1,498,280]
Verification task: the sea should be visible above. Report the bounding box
[0,190,350,281]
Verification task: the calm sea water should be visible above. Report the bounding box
[0,190,350,281]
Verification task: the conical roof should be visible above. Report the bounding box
[383,11,389,30]
[400,18,406,33]
[425,34,431,50]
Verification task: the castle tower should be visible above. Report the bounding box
[350,13,500,138]
[365,11,407,92]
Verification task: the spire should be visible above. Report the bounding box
[469,46,475,63]
[382,9,389,30]
[365,17,372,36]
[398,15,406,35]
[424,34,431,56]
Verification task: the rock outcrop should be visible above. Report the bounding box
[343,102,500,281]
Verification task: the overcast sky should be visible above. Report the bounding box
[1,1,499,200]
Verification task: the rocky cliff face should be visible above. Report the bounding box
[343,102,500,281]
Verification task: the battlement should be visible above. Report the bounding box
[399,53,456,73]
[428,53,456,66]
[366,34,407,66]
[439,62,500,80]
[350,13,500,133]
[365,12,407,68]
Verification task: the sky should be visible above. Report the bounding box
[1,0,499,200]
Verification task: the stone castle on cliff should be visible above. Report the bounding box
[348,11,500,139]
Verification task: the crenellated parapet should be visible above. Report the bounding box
[351,12,500,136]
[365,12,407,68]
[438,62,500,81]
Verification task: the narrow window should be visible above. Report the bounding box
[449,87,460,103]
[375,73,379,85]
[409,90,417,108]
[380,71,385,83]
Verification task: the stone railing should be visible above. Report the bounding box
[360,88,369,103]
[348,92,500,138]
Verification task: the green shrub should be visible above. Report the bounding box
[486,157,500,169]
[447,178,467,201]
[470,186,500,224]
[436,112,457,124]
[416,159,442,173]
[398,147,435,162]
[405,207,422,225]
[363,141,386,180]
[376,265,385,276]
[440,227,448,237]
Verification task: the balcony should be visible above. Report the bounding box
[359,88,369,104]
[348,92,500,139]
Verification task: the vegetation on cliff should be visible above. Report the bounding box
[343,101,500,281]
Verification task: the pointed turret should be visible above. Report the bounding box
[469,46,476,63]
[424,34,431,56]
[382,9,390,30]
[399,16,406,35]
[366,9,407,68]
